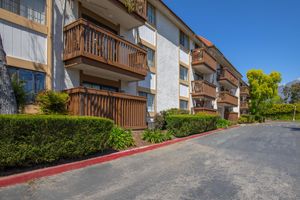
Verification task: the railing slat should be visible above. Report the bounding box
[66,87,147,129]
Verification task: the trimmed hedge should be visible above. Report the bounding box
[263,103,300,120]
[0,115,114,169]
[166,114,219,137]
[263,103,300,115]
[154,108,189,130]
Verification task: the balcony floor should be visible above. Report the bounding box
[65,56,146,81]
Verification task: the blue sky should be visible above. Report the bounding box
[163,0,300,84]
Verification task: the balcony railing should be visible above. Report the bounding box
[240,101,249,109]
[225,112,238,121]
[218,91,238,106]
[240,86,249,95]
[120,0,147,20]
[191,80,216,99]
[63,19,147,77]
[218,68,239,87]
[65,87,147,129]
[192,48,217,72]
[193,107,217,115]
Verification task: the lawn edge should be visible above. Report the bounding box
[0,125,239,188]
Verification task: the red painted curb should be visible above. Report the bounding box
[0,125,239,187]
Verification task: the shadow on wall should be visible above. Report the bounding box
[53,0,79,91]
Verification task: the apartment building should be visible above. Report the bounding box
[0,0,248,128]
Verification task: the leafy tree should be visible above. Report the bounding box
[247,69,281,115]
[283,82,300,103]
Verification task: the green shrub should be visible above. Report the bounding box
[142,129,172,143]
[154,108,189,130]
[11,75,26,112]
[0,115,114,169]
[166,114,219,137]
[216,118,231,128]
[108,127,135,150]
[36,91,69,114]
[263,103,300,120]
[238,114,256,124]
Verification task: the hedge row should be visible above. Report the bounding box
[0,115,114,169]
[263,103,300,115]
[166,114,219,137]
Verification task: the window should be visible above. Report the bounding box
[7,67,45,103]
[146,47,155,68]
[180,31,189,50]
[180,100,188,110]
[82,82,119,92]
[0,0,46,24]
[180,66,188,81]
[139,92,155,112]
[147,3,156,26]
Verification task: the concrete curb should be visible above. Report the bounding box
[0,125,240,188]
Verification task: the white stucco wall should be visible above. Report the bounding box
[53,0,79,90]
[0,20,47,64]
[156,11,179,112]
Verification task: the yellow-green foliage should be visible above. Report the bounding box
[37,91,69,114]
[247,69,281,114]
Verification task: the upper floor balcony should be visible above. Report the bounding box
[192,48,217,74]
[240,101,249,109]
[63,19,148,81]
[191,80,216,99]
[79,0,147,29]
[218,67,239,89]
[217,91,238,107]
[240,86,250,96]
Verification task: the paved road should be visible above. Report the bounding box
[1,122,300,200]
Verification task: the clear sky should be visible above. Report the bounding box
[163,0,300,84]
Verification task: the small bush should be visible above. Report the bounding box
[216,118,231,128]
[142,129,172,143]
[0,115,114,169]
[166,114,219,137]
[36,91,69,114]
[238,114,256,124]
[154,108,189,130]
[108,127,135,150]
[11,75,26,112]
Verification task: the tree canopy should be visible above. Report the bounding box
[247,69,281,115]
[283,82,300,104]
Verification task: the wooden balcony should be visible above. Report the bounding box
[225,112,238,121]
[192,48,217,74]
[217,91,238,107]
[240,86,249,96]
[63,19,147,81]
[193,107,217,115]
[240,101,249,109]
[218,68,239,88]
[65,87,147,129]
[191,80,216,99]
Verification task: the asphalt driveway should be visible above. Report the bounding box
[1,122,299,200]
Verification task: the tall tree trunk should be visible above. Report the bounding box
[0,34,17,114]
